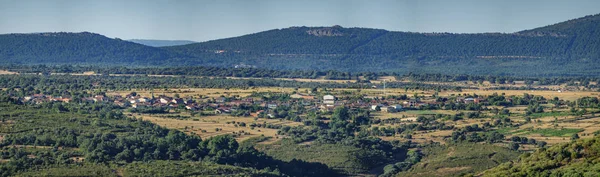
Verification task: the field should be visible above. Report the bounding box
[134,113,302,142]
[113,86,600,148]
[109,87,307,99]
[0,70,17,75]
[442,89,599,101]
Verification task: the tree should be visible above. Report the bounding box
[509,142,520,151]
[571,133,580,141]
[332,107,349,121]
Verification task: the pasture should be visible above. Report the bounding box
[134,113,302,142]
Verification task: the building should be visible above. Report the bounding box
[323,95,335,105]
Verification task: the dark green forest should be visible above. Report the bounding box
[1,14,599,76]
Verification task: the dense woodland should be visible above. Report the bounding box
[1,14,599,76]
[0,74,466,93]
[2,65,600,91]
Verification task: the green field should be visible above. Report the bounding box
[513,128,583,137]
[529,111,571,118]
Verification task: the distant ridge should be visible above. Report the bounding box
[128,39,197,47]
[0,13,599,76]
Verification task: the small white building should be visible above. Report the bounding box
[323,95,335,105]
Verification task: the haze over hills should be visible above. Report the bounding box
[0,13,599,76]
[127,39,197,47]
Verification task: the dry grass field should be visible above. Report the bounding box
[102,83,599,148]
[0,70,17,75]
[380,130,454,145]
[134,113,302,142]
[442,89,598,101]
[109,87,309,99]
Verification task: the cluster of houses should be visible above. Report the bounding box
[16,92,492,117]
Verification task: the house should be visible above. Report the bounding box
[371,104,384,111]
[216,97,227,103]
[392,104,403,111]
[138,97,150,103]
[160,97,171,104]
[463,97,484,104]
[215,107,232,114]
[464,98,475,104]
[185,104,198,110]
[172,98,184,104]
[184,98,195,104]
[129,99,140,104]
[267,103,278,109]
[323,95,335,105]
[380,106,397,113]
[93,95,108,102]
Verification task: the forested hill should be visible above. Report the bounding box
[164,13,600,76]
[127,39,197,47]
[483,135,600,176]
[0,14,599,76]
[0,32,193,66]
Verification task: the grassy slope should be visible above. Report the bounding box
[396,143,521,177]
[483,136,600,176]
[256,139,369,175]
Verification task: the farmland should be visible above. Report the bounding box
[135,113,302,142]
[1,70,600,177]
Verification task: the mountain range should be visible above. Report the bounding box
[0,13,598,76]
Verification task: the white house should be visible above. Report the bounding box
[323,95,335,105]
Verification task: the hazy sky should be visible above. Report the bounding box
[0,0,598,42]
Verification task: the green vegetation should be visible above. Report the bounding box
[0,32,188,66]
[14,161,279,177]
[0,74,460,91]
[14,164,117,177]
[483,135,600,176]
[396,143,521,177]
[1,14,600,76]
[528,111,571,118]
[120,161,279,177]
[514,128,583,137]
[258,139,371,174]
[0,101,334,176]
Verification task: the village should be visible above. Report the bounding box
[14,89,512,120]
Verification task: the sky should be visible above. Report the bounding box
[0,0,598,42]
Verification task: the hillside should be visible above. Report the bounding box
[0,32,193,66]
[395,143,520,177]
[164,14,599,76]
[0,14,599,76]
[127,39,197,47]
[482,135,600,176]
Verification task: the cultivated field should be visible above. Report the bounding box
[133,113,302,142]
